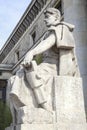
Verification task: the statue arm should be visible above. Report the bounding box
[31,32,55,55]
[23,32,56,67]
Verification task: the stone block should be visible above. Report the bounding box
[57,122,87,130]
[5,123,87,130]
[6,76,87,130]
[16,124,55,130]
[54,76,86,124]
[17,107,55,124]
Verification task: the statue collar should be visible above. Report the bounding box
[49,22,75,32]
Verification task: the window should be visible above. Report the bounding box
[32,31,36,44]
[15,50,20,62]
[16,51,20,60]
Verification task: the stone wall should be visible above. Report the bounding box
[2,8,47,66]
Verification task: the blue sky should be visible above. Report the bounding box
[0,0,31,50]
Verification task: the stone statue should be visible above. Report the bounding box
[7,7,79,119]
[22,7,80,111]
[6,8,87,130]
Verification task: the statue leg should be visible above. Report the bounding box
[26,70,52,112]
[24,61,52,112]
[7,76,17,125]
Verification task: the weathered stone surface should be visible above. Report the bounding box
[5,123,87,130]
[8,124,55,130]
[57,123,87,130]
[63,0,87,114]
[17,107,55,124]
[54,76,86,124]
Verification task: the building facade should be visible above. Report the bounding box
[0,0,87,116]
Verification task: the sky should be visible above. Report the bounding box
[0,0,31,50]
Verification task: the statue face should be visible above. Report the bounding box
[44,12,60,27]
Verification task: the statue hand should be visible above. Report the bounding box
[22,51,34,67]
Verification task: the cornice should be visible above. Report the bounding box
[0,0,47,63]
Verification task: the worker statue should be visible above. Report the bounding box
[22,7,80,111]
[7,8,80,121]
[6,8,87,130]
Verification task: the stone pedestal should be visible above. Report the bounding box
[5,123,87,130]
[57,123,87,130]
[6,124,55,130]
[54,76,86,124]
[17,107,55,124]
[5,76,87,130]
[54,76,87,130]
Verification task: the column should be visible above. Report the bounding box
[63,0,87,114]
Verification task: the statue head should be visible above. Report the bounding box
[44,8,61,27]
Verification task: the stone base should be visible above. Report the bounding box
[5,124,55,130]
[54,76,86,124]
[17,107,55,124]
[5,123,87,130]
[57,123,87,130]
[5,76,87,130]
[16,124,55,130]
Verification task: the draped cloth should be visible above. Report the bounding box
[7,69,37,110]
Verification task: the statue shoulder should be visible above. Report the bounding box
[61,22,75,32]
[47,22,75,49]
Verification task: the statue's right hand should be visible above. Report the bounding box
[22,51,34,68]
